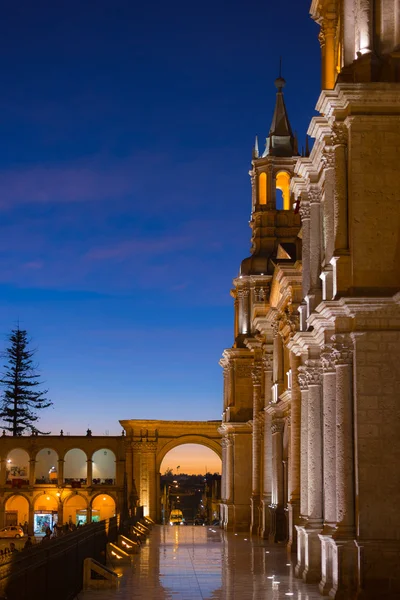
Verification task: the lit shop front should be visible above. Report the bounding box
[34,511,58,535]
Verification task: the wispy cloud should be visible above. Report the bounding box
[85,234,193,261]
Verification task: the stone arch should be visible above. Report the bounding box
[35,448,59,484]
[6,448,30,482]
[275,170,291,210]
[90,493,117,522]
[4,493,30,527]
[64,448,88,483]
[91,448,116,484]
[63,492,89,526]
[156,435,222,472]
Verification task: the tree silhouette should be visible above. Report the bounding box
[0,328,52,436]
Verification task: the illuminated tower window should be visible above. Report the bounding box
[259,172,267,205]
[276,171,290,210]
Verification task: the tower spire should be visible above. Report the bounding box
[262,70,295,157]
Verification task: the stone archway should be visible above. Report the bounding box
[120,420,222,522]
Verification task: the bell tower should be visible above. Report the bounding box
[219,78,302,533]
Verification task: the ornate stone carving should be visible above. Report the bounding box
[263,353,273,371]
[305,359,322,385]
[308,188,322,205]
[322,147,335,169]
[236,364,252,378]
[252,362,263,386]
[320,345,336,373]
[299,201,310,221]
[132,441,158,452]
[271,419,285,434]
[331,122,348,147]
[298,366,309,391]
[254,284,270,302]
[331,334,353,366]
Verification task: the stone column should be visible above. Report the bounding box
[319,347,337,595]
[29,458,36,486]
[0,459,6,486]
[287,352,301,554]
[333,338,355,535]
[330,124,351,297]
[250,362,262,534]
[143,442,157,522]
[28,502,34,536]
[261,353,273,538]
[86,459,93,487]
[356,0,373,54]
[396,0,400,50]
[307,188,322,315]
[226,436,234,504]
[303,361,323,583]
[299,201,311,300]
[58,459,64,485]
[269,418,285,543]
[295,365,309,579]
[324,16,337,89]
[238,288,250,335]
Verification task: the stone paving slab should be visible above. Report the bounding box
[77,525,322,600]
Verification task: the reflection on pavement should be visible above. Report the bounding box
[80,525,323,599]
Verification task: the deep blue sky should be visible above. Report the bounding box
[0,0,320,435]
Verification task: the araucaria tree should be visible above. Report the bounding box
[0,328,52,436]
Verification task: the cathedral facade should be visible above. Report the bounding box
[219,1,400,598]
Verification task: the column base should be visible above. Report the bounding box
[295,523,307,578]
[221,503,251,532]
[250,495,260,535]
[260,496,271,539]
[287,500,300,554]
[301,521,323,583]
[268,504,287,543]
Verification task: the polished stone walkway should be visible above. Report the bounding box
[78,525,322,600]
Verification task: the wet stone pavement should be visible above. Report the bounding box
[78,525,323,600]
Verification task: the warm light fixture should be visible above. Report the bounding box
[56,492,61,497]
[103,497,106,500]
[7,459,11,464]
[46,496,50,501]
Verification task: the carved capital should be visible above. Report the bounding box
[271,419,285,434]
[320,346,336,373]
[308,188,322,205]
[331,122,348,147]
[322,147,335,169]
[331,334,353,366]
[298,366,309,391]
[299,201,310,221]
[263,353,273,372]
[132,441,157,452]
[305,359,322,385]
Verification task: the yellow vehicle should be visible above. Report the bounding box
[169,510,184,526]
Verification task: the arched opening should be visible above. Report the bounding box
[92,449,116,485]
[91,494,116,522]
[33,493,58,535]
[4,494,29,528]
[6,449,30,486]
[259,172,267,205]
[276,171,291,210]
[64,494,88,526]
[35,448,59,484]
[159,444,221,526]
[64,449,87,486]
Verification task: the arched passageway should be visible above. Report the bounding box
[159,444,222,526]
[64,494,88,526]
[120,420,222,524]
[33,494,58,535]
[4,494,29,528]
[91,494,116,522]
[6,449,30,483]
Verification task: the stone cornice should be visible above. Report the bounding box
[218,422,252,435]
[316,84,400,120]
